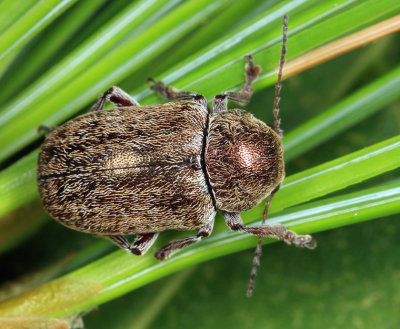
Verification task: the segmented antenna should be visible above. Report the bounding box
[273,14,287,135]
[246,15,288,297]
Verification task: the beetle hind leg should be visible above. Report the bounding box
[105,233,159,255]
[155,218,215,260]
[131,233,159,255]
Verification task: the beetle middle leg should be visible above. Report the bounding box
[212,55,261,113]
[154,217,215,260]
[105,233,159,255]
[148,78,208,108]
[222,211,316,249]
[91,86,139,111]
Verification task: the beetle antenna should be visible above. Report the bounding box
[247,15,288,297]
[273,14,288,136]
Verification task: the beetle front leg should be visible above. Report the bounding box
[155,217,215,260]
[212,55,260,113]
[148,78,208,108]
[105,233,159,255]
[226,55,260,105]
[91,86,139,111]
[222,211,316,249]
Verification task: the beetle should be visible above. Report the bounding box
[37,15,315,295]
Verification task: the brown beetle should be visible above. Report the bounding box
[37,16,315,296]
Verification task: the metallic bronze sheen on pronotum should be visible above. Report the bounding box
[206,109,284,211]
[37,16,315,296]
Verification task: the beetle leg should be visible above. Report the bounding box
[130,233,159,255]
[105,235,131,251]
[37,125,56,133]
[91,86,139,111]
[211,94,228,113]
[222,211,316,249]
[154,217,215,260]
[105,233,159,255]
[148,78,208,108]
[212,55,261,113]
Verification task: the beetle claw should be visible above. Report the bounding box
[154,249,168,261]
[283,231,317,249]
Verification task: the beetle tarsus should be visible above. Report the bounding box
[244,55,261,86]
[283,231,317,249]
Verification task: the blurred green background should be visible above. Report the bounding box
[0,0,399,328]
